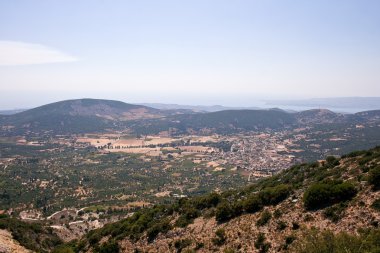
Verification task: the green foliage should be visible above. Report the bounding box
[284,235,296,249]
[98,240,120,253]
[52,246,75,253]
[368,166,380,190]
[273,208,282,218]
[303,181,357,210]
[326,156,339,166]
[192,192,221,210]
[277,220,287,230]
[146,219,171,242]
[174,238,192,253]
[215,202,236,222]
[291,228,380,253]
[258,184,292,206]
[212,228,227,246]
[254,233,271,253]
[0,217,63,252]
[242,195,263,213]
[323,202,348,222]
[256,210,272,227]
[371,198,380,211]
[292,222,300,230]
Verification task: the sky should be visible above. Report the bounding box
[0,0,380,109]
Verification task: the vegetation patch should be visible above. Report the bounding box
[292,228,380,253]
[0,215,63,252]
[369,166,380,190]
[303,180,357,210]
[371,198,380,211]
[256,210,272,227]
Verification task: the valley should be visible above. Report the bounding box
[1,99,380,252]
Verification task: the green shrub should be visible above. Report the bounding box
[212,228,227,246]
[52,246,75,253]
[277,220,287,230]
[193,192,221,210]
[215,202,236,222]
[303,181,357,210]
[292,228,380,253]
[273,209,282,218]
[323,203,347,222]
[98,240,119,253]
[292,222,300,230]
[256,210,272,227]
[254,233,270,253]
[369,166,380,190]
[147,219,171,242]
[175,207,199,227]
[258,184,292,206]
[326,156,339,167]
[371,198,380,211]
[174,238,192,252]
[243,195,263,213]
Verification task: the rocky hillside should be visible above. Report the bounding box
[0,215,63,252]
[48,147,380,253]
[2,147,380,252]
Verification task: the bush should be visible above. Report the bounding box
[52,246,75,253]
[212,228,226,246]
[323,203,347,222]
[256,210,272,227]
[292,228,380,253]
[371,198,380,211]
[215,202,235,222]
[193,192,221,210]
[254,233,270,253]
[175,207,199,227]
[243,195,263,213]
[326,156,339,167]
[369,166,380,190]
[303,181,357,210]
[146,219,171,242]
[277,220,287,230]
[174,238,192,252]
[98,241,119,253]
[258,184,292,206]
[292,222,300,230]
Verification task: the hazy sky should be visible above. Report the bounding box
[1,0,380,109]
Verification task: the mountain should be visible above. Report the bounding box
[139,103,261,112]
[2,98,380,136]
[132,109,296,135]
[0,98,162,135]
[355,110,380,122]
[0,109,27,115]
[294,109,345,125]
[47,146,380,252]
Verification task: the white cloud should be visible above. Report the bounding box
[0,41,78,66]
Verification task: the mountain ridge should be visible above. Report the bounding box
[1,98,380,136]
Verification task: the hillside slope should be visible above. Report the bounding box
[0,99,161,135]
[133,109,297,135]
[56,147,380,253]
